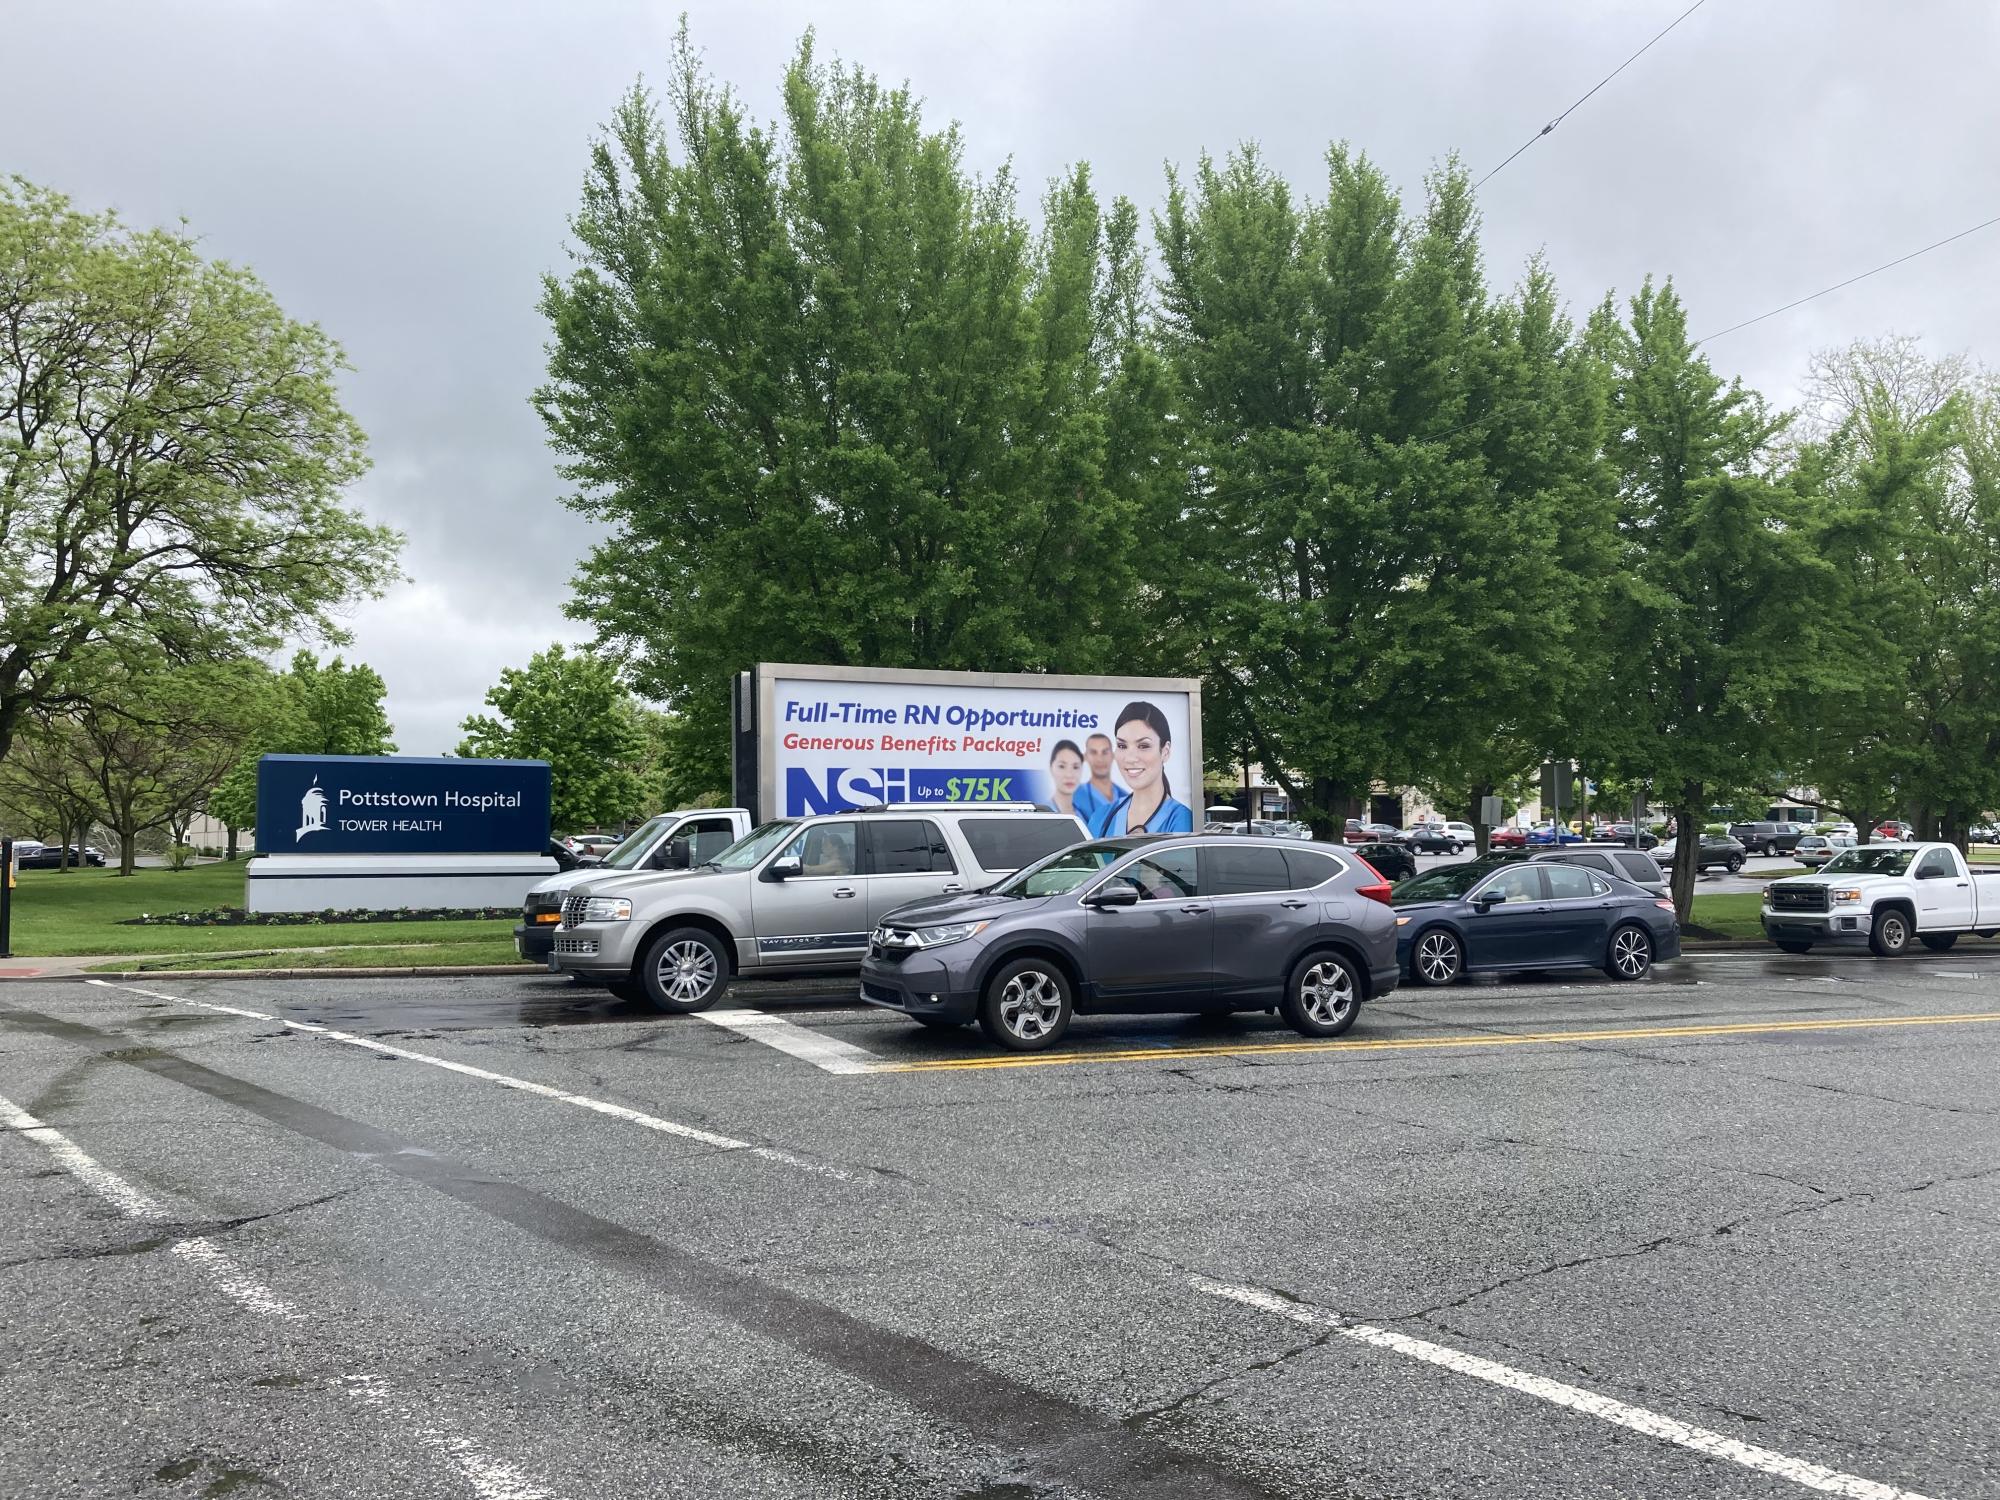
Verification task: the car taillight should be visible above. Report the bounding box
[1353,859,1395,905]
[1654,900,1675,912]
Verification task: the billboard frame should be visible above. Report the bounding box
[737,663,1204,824]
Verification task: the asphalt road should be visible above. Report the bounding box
[3,952,1995,1500]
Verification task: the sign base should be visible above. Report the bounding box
[245,853,559,914]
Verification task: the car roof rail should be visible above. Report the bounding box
[837,801,1049,814]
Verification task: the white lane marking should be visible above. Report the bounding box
[1191,1279,1936,1500]
[346,1375,561,1500]
[3,1090,570,1498]
[695,1006,887,1075]
[84,979,849,1180]
[0,1091,299,1319]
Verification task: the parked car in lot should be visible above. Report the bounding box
[1487,826,1529,849]
[1793,833,1853,868]
[1352,839,1417,881]
[1872,821,1916,842]
[1654,834,1747,874]
[1528,846,1670,899]
[1763,842,2000,955]
[1401,825,1464,855]
[15,843,108,869]
[1601,823,1660,849]
[861,834,1399,1050]
[520,808,753,962]
[1524,823,1584,846]
[553,806,1086,1008]
[1390,860,1681,985]
[1971,823,1998,845]
[1727,821,1808,856]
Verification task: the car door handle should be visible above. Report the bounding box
[1280,899,1309,909]
[833,887,857,899]
[942,883,963,894]
[1179,904,1210,914]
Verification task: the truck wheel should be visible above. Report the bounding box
[1283,951,1361,1037]
[1868,908,1913,958]
[1605,924,1653,981]
[1920,933,1958,953]
[639,926,730,1013]
[978,958,1072,1051]
[1772,941,1812,954]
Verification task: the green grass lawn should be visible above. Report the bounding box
[1686,893,1763,939]
[6,862,519,959]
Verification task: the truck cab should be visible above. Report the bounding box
[1762,842,1998,956]
[517,808,751,962]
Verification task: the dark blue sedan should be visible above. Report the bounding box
[1390,860,1681,985]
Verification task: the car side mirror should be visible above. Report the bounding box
[1470,892,1500,911]
[1085,884,1140,908]
[767,856,802,881]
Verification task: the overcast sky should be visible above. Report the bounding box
[9,2,1997,753]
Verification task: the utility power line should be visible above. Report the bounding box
[1696,212,2000,343]
[1477,0,1709,188]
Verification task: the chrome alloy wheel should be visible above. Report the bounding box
[1298,959,1356,1027]
[1415,930,1460,984]
[1612,927,1651,978]
[655,940,718,1004]
[998,969,1063,1042]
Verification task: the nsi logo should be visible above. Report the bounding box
[785,766,910,814]
[296,778,329,842]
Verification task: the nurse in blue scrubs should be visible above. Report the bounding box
[1070,732,1118,830]
[1091,701,1194,837]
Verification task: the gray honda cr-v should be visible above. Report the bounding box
[859,834,1400,1051]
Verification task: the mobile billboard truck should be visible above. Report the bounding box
[732,665,1203,835]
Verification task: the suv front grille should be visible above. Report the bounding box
[562,893,590,928]
[1769,884,1829,913]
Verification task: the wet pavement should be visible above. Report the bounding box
[3,950,1997,1499]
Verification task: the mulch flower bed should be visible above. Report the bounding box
[120,906,518,928]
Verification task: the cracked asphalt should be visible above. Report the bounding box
[2,949,1996,1499]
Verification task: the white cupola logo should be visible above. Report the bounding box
[296,778,328,843]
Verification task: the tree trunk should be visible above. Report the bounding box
[1308,775,1343,843]
[116,797,138,877]
[1469,781,1494,856]
[227,825,240,861]
[1669,784,1702,924]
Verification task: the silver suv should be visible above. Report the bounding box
[551,805,1086,1011]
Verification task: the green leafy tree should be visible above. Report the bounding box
[458,645,646,833]
[0,177,404,769]
[1576,280,1830,917]
[1792,342,2000,845]
[207,651,396,854]
[536,32,1172,794]
[1157,149,1603,840]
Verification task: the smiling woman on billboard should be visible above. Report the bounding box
[1090,702,1193,836]
[1046,739,1087,819]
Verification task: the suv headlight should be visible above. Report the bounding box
[912,920,991,948]
[582,896,633,922]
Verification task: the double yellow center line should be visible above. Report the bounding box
[872,1010,2000,1073]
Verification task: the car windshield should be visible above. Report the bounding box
[598,815,673,870]
[991,842,1126,898]
[707,820,800,870]
[1821,847,1917,877]
[1391,863,1488,902]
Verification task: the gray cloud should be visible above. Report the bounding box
[10,1,1996,751]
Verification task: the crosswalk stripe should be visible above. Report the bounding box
[695,1006,888,1075]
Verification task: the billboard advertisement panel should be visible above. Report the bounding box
[746,665,1202,837]
[255,754,551,855]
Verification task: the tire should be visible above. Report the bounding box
[1449,842,1463,855]
[1773,941,1812,954]
[1283,951,1361,1037]
[1868,908,1913,958]
[1606,924,1653,981]
[978,957,1073,1051]
[1409,927,1463,987]
[1726,856,1744,874]
[638,926,730,1013]
[1920,933,1957,953]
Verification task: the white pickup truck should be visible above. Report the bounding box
[1762,842,2000,956]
